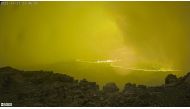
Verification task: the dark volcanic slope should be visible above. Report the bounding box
[0,66,190,107]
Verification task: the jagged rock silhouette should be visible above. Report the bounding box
[0,66,190,107]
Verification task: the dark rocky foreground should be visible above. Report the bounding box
[0,66,190,107]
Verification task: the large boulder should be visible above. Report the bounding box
[103,82,119,93]
[165,74,178,86]
[184,72,190,84]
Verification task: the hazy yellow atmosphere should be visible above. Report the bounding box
[0,2,190,87]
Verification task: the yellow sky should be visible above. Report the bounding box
[0,2,190,87]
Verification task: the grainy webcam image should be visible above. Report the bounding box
[0,1,190,107]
